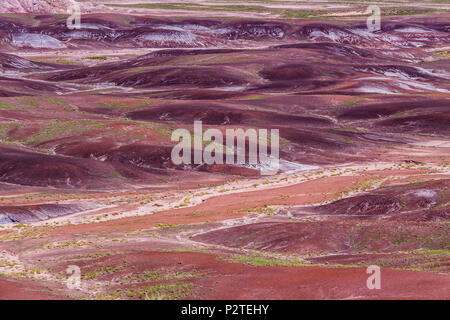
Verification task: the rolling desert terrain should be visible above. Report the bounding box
[0,0,449,300]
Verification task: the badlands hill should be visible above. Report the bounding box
[0,0,94,13]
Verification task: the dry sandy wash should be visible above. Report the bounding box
[0,1,448,300]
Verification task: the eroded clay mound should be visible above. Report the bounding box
[337,99,450,120]
[0,77,66,96]
[0,145,124,188]
[126,103,332,126]
[0,203,97,223]
[0,14,448,50]
[284,179,449,222]
[46,65,255,89]
[55,142,174,170]
[0,0,88,14]
[0,53,56,71]
[376,113,450,135]
[193,220,448,254]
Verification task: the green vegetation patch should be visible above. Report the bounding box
[86,56,107,60]
[0,102,23,110]
[0,123,20,140]
[41,97,76,112]
[225,254,307,267]
[126,282,195,300]
[24,120,106,145]
[81,264,125,280]
[99,100,153,109]
[122,267,203,284]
